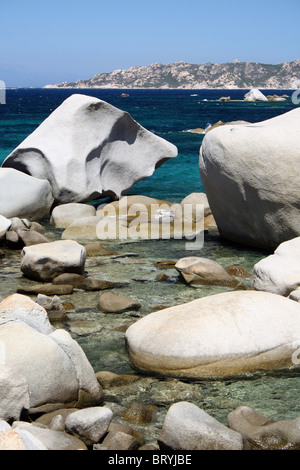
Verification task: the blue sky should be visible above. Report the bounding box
[0,0,299,87]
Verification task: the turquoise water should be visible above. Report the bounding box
[0,88,296,200]
[1,88,300,441]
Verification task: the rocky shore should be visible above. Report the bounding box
[1,94,300,451]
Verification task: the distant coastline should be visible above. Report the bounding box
[43,60,300,90]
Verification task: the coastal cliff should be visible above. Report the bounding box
[44,60,300,89]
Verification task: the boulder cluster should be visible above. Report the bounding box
[1,94,300,450]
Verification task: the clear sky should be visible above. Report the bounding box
[0,0,299,87]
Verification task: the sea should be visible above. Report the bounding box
[0,88,296,199]
[1,88,300,437]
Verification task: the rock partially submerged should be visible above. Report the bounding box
[125,290,300,379]
[227,406,300,450]
[199,108,300,249]
[2,94,177,204]
[175,256,242,288]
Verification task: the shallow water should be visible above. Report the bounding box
[2,224,300,442]
[1,88,300,443]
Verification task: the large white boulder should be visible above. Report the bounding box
[20,240,86,282]
[0,294,102,419]
[199,108,300,249]
[0,168,53,221]
[253,237,300,296]
[2,94,177,204]
[125,290,300,379]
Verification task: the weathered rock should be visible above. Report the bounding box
[101,431,140,451]
[175,257,241,288]
[52,273,86,287]
[30,221,46,233]
[108,422,144,445]
[61,216,105,241]
[5,229,23,249]
[83,241,119,257]
[68,320,103,336]
[244,88,268,101]
[0,293,53,334]
[253,237,300,296]
[50,203,97,228]
[158,402,246,450]
[289,288,300,303]
[77,278,125,291]
[17,284,74,296]
[0,365,30,422]
[0,168,54,221]
[36,294,68,322]
[0,215,12,241]
[0,294,102,415]
[154,260,176,269]
[12,421,87,450]
[98,292,141,313]
[17,229,51,246]
[0,421,47,450]
[64,407,113,445]
[9,217,30,232]
[2,94,177,204]
[34,408,79,430]
[95,371,140,389]
[20,240,86,282]
[224,265,251,279]
[227,406,300,450]
[199,108,300,249]
[125,290,300,379]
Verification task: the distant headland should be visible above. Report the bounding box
[44,60,300,89]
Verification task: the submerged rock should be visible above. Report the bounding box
[227,406,300,450]
[98,292,141,313]
[125,290,300,379]
[199,108,300,249]
[2,94,177,204]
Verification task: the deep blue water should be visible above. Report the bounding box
[0,88,296,201]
